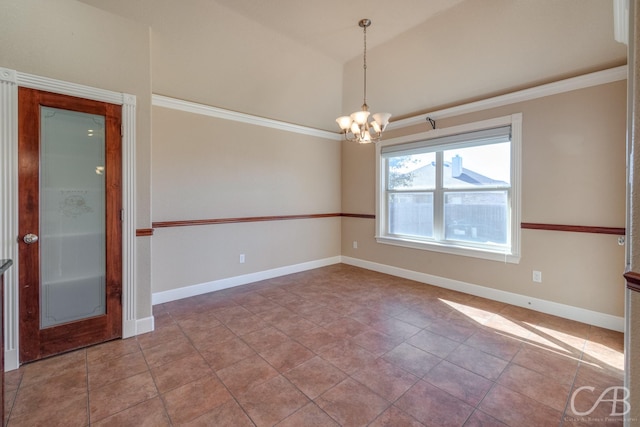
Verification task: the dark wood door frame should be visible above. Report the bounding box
[18,87,123,362]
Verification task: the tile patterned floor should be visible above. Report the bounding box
[4,264,625,426]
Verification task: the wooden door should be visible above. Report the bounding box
[18,88,122,363]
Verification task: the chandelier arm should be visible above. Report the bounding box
[336,18,389,144]
[344,130,358,142]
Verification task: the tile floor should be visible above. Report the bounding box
[4,264,625,426]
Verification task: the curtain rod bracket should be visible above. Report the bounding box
[427,117,436,129]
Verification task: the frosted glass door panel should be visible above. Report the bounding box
[40,106,106,328]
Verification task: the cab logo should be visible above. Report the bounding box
[570,386,630,418]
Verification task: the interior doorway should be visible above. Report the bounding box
[17,87,123,363]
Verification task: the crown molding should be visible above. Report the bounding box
[14,71,131,105]
[152,94,341,141]
[388,66,628,130]
[153,66,626,139]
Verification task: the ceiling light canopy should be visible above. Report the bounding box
[336,19,391,144]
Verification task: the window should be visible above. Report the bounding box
[377,114,521,263]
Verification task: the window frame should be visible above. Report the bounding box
[376,114,522,263]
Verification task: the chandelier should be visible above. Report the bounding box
[336,19,391,144]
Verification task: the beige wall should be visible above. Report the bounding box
[78,0,344,132]
[0,0,629,338]
[152,219,341,294]
[342,0,627,119]
[150,0,343,132]
[342,81,627,317]
[0,0,153,318]
[151,106,342,294]
[70,0,347,298]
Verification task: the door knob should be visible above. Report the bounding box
[23,233,38,244]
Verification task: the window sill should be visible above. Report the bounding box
[375,236,520,264]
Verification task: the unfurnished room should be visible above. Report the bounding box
[1,0,639,425]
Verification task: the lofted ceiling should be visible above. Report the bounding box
[213,0,467,63]
[77,0,468,64]
[77,0,627,131]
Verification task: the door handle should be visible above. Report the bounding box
[23,233,39,244]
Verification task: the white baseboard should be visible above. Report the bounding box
[136,316,155,335]
[122,318,136,339]
[150,254,623,332]
[341,256,625,332]
[152,256,342,305]
[4,349,18,372]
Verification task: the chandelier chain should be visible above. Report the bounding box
[335,18,390,143]
[363,24,367,107]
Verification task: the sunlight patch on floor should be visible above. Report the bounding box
[440,297,624,375]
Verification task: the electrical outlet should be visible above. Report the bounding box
[239,254,245,264]
[353,241,358,249]
[532,270,542,283]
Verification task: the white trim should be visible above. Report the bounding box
[121,95,137,339]
[0,67,138,370]
[614,0,629,45]
[3,350,17,374]
[381,114,517,148]
[152,94,341,141]
[152,256,342,305]
[1,70,19,371]
[510,113,523,262]
[388,66,627,130]
[0,68,17,85]
[151,253,624,332]
[152,67,625,141]
[341,256,625,332]
[374,236,520,264]
[17,72,126,105]
[135,316,154,335]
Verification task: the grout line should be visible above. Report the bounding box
[4,369,24,426]
[178,301,276,426]
[241,290,343,425]
[84,350,90,426]
[558,328,589,427]
[134,330,175,426]
[10,264,624,426]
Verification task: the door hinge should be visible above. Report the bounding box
[120,209,124,222]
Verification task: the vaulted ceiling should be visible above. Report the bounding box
[78,0,627,131]
[213,0,467,63]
